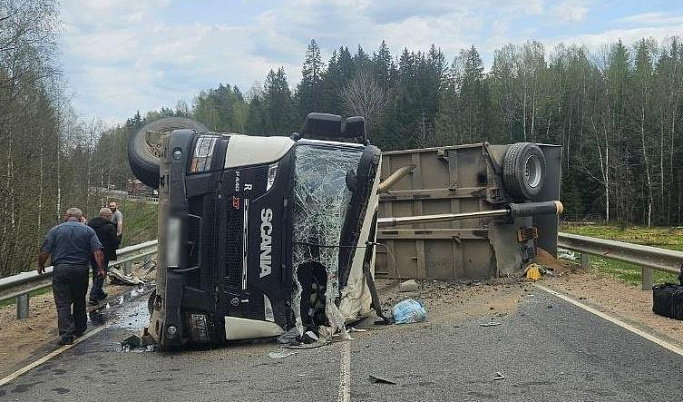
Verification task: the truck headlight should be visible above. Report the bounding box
[266,163,278,191]
[189,136,218,173]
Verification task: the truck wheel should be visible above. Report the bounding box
[503,142,545,200]
[128,117,208,188]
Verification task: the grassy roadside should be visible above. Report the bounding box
[560,224,681,286]
[110,199,158,248]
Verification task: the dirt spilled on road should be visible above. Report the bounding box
[377,278,531,326]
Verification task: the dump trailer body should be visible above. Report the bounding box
[376,142,562,280]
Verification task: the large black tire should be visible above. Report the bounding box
[128,117,209,188]
[503,142,546,200]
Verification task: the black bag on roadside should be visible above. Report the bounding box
[652,283,683,320]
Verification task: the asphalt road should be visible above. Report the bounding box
[1,289,682,402]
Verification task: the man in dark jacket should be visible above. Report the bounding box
[87,207,119,304]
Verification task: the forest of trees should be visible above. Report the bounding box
[0,0,136,276]
[158,37,683,229]
[1,0,683,277]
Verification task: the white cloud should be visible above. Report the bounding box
[57,0,681,124]
[551,0,589,23]
[547,25,683,53]
[62,0,172,28]
[63,30,139,63]
[621,12,683,26]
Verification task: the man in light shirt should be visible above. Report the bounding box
[108,201,123,245]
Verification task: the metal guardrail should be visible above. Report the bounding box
[0,240,158,319]
[558,232,682,290]
[125,195,159,204]
[5,233,681,318]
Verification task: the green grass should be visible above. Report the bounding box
[561,224,681,286]
[0,286,52,308]
[111,199,158,247]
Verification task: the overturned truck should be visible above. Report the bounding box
[128,113,562,350]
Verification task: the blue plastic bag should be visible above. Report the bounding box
[392,298,427,324]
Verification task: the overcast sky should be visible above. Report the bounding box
[59,0,683,125]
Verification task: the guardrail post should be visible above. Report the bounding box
[17,293,29,319]
[580,253,590,271]
[641,266,653,291]
[124,260,132,275]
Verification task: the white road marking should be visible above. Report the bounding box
[338,341,351,402]
[535,284,683,358]
[0,322,113,387]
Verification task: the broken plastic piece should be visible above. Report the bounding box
[479,322,502,327]
[494,372,505,380]
[268,350,297,359]
[369,375,396,385]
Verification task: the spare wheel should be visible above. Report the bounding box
[503,142,546,200]
[128,117,209,188]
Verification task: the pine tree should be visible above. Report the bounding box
[296,39,325,118]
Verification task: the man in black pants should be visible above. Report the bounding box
[38,208,105,345]
[87,207,119,305]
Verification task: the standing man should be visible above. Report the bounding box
[87,208,119,305]
[38,208,105,345]
[108,201,123,245]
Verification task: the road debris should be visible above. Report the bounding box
[524,263,542,281]
[276,327,300,344]
[108,267,145,286]
[557,248,577,261]
[479,321,502,327]
[494,372,505,380]
[399,279,419,292]
[119,333,158,353]
[392,298,427,324]
[268,350,297,359]
[369,374,396,385]
[120,331,157,349]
